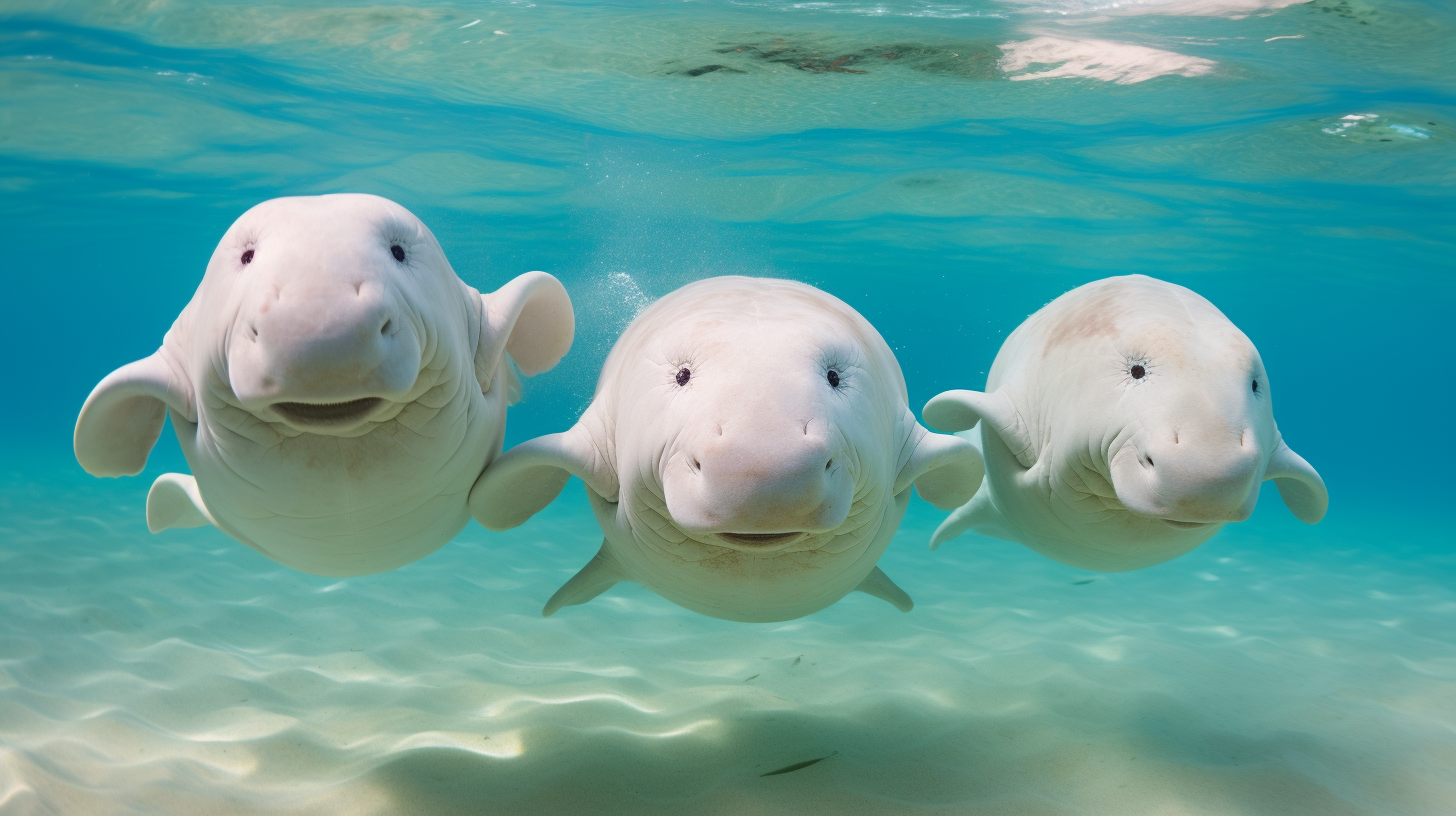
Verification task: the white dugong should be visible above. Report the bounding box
[469,276,983,622]
[74,194,575,576]
[924,274,1327,572]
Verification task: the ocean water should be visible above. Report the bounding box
[1,0,1454,813]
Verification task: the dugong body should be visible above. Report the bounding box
[74,194,574,576]
[470,276,983,622]
[924,275,1327,572]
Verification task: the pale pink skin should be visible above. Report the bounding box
[472,277,982,622]
[75,194,573,576]
[925,274,1327,572]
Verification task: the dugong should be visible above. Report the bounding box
[74,194,575,576]
[470,276,984,621]
[924,274,1327,572]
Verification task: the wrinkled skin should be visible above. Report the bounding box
[471,277,982,622]
[924,275,1327,572]
[75,194,574,576]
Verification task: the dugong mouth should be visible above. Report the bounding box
[272,397,384,427]
[1160,519,1213,529]
[716,532,805,549]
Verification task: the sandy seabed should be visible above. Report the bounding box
[1,470,1452,816]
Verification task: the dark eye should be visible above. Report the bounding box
[827,369,840,388]
[1252,379,1259,393]
[1130,364,1146,379]
[240,249,254,265]
[391,244,406,262]
[676,367,691,386]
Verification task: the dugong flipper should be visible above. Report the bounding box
[75,352,192,479]
[543,543,623,617]
[855,567,914,612]
[1265,441,1328,524]
[929,488,1017,551]
[146,473,217,532]
[925,274,1327,572]
[472,276,982,622]
[75,194,575,576]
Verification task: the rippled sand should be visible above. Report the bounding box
[2,469,1453,815]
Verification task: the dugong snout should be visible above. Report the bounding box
[230,279,422,427]
[664,422,852,542]
[1111,427,1264,524]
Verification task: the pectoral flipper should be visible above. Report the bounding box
[929,487,1018,550]
[146,473,217,533]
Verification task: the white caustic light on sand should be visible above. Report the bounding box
[74,193,575,577]
[471,276,984,622]
[924,274,1327,572]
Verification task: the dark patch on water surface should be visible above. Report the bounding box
[664,37,1000,79]
[1305,0,1372,24]
[760,752,837,777]
[673,63,747,77]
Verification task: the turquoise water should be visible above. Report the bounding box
[2,0,1454,813]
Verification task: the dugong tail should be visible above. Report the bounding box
[929,488,1016,550]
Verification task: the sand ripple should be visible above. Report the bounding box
[2,472,1455,814]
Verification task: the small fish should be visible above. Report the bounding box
[1072,579,1095,585]
[791,655,802,666]
[761,752,838,777]
[744,674,760,682]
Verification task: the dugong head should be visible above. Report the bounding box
[208,195,476,432]
[472,277,981,621]
[927,275,1326,565]
[648,283,897,552]
[1062,277,1324,528]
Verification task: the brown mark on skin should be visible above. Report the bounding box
[1043,286,1130,357]
[695,548,746,575]
[1130,324,1190,370]
[692,543,828,584]
[342,441,384,480]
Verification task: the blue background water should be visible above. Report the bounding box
[1,1,1453,813]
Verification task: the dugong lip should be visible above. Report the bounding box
[272,397,384,428]
[1160,518,1212,529]
[716,532,805,549]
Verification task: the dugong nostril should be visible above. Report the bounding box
[825,458,834,471]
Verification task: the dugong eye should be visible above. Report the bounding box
[676,367,691,386]
[827,369,841,388]
[390,244,406,262]
[240,249,254,265]
[1129,364,1146,380]
[1252,379,1260,393]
